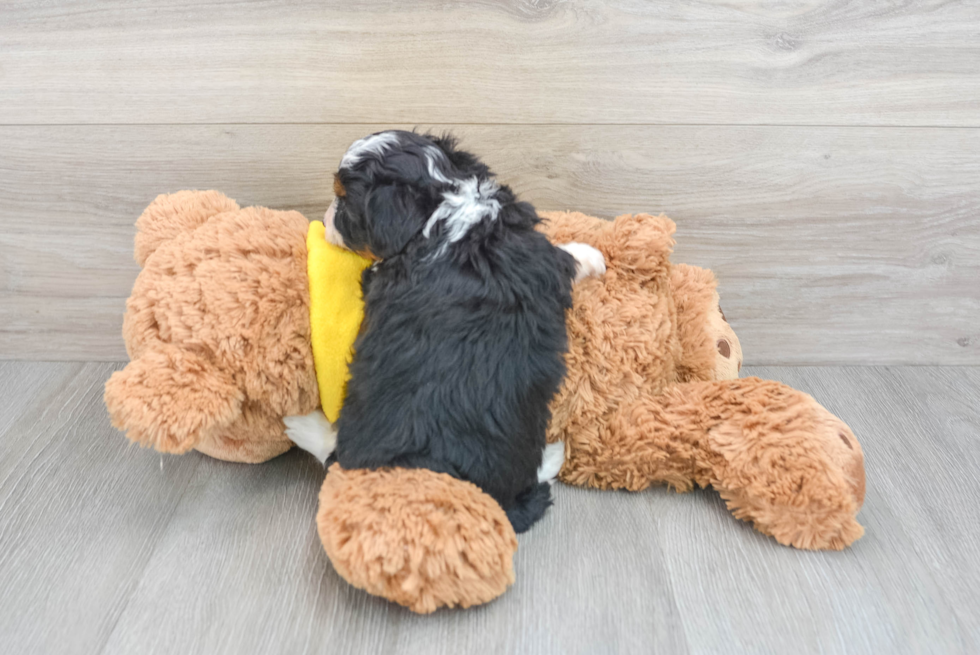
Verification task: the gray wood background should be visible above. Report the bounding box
[1,1,978,364]
[2,362,978,654]
[3,4,980,651]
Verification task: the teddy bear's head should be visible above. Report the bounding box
[537,211,741,444]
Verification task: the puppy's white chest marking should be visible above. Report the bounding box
[559,242,606,283]
[285,409,337,464]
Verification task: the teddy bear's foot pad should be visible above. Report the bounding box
[317,464,518,614]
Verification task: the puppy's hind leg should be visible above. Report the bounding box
[505,482,553,533]
[537,440,565,483]
[284,409,337,465]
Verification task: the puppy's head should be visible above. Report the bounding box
[325,130,498,259]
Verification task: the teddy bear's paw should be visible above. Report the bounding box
[706,381,866,550]
[284,409,336,464]
[720,486,865,551]
[318,465,517,613]
[559,242,606,283]
[104,347,243,454]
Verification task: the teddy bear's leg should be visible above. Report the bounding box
[196,403,296,464]
[560,377,865,550]
[133,190,240,266]
[104,345,243,454]
[317,464,518,614]
[698,380,866,550]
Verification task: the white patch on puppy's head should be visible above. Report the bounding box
[340,131,401,169]
[422,176,501,248]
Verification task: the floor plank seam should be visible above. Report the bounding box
[93,456,205,655]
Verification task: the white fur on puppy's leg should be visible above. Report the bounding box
[537,441,566,483]
[284,409,337,465]
[559,242,606,283]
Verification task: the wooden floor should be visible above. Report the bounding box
[1,362,978,655]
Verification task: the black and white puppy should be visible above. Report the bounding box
[301,130,604,533]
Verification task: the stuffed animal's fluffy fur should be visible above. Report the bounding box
[105,191,865,614]
[106,190,314,463]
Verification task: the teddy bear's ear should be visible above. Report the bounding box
[604,213,676,278]
[537,212,676,282]
[134,190,239,267]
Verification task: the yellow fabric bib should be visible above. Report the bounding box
[306,221,373,423]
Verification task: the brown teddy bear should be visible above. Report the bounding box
[105,191,866,614]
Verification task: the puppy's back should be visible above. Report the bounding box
[337,224,575,526]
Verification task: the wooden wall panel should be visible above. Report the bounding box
[2,124,977,363]
[1,1,978,126]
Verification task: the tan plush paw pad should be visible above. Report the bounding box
[317,464,518,613]
[707,380,866,550]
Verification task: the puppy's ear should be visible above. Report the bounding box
[364,184,427,259]
[428,132,487,179]
[429,132,459,155]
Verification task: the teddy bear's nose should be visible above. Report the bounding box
[717,338,731,358]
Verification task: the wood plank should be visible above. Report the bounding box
[0,296,128,362]
[99,453,691,655]
[2,363,979,653]
[109,456,694,655]
[0,362,203,655]
[1,1,979,126]
[2,124,978,364]
[781,365,980,648]
[0,361,73,435]
[653,366,980,653]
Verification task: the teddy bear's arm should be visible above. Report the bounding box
[104,345,243,454]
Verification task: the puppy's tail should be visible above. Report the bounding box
[506,482,553,534]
